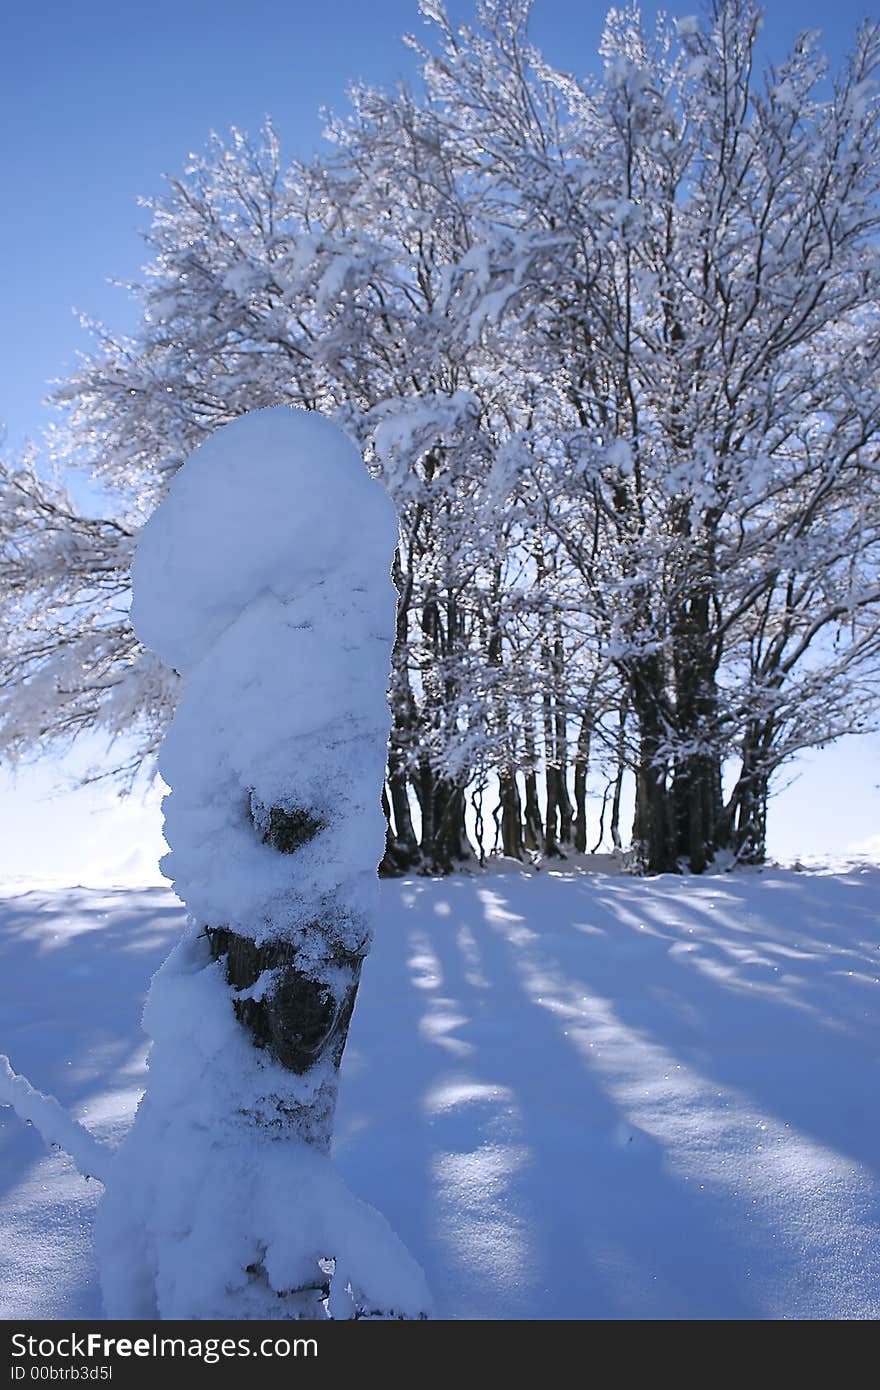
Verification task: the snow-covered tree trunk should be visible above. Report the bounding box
[96,406,429,1319]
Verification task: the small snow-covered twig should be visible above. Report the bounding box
[232,968,278,1003]
[0,1054,112,1184]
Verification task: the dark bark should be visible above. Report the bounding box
[521,716,543,851]
[380,543,422,876]
[523,767,543,851]
[487,560,525,861]
[205,798,364,1150]
[670,572,724,873]
[553,634,574,846]
[207,926,362,1080]
[541,685,565,860]
[724,721,774,864]
[498,767,524,859]
[630,655,677,873]
[671,750,724,873]
[610,695,628,851]
[415,762,473,874]
[572,707,592,853]
[388,765,418,855]
[379,752,421,876]
[733,770,769,864]
[380,785,419,877]
[543,764,562,858]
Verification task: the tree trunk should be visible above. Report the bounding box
[610,694,629,850]
[553,635,574,846]
[380,750,420,875]
[498,767,524,859]
[487,562,524,861]
[572,707,592,853]
[416,762,473,874]
[671,750,723,873]
[206,798,362,1153]
[670,604,722,872]
[541,686,565,859]
[725,722,773,864]
[733,770,769,864]
[523,718,543,851]
[630,656,676,873]
[668,519,723,873]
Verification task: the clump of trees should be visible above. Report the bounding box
[2,0,880,874]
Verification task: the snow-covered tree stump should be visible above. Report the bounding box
[96,407,430,1319]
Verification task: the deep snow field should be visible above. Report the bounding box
[1,863,879,1321]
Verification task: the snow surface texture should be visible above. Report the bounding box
[92,407,428,1318]
[1,867,879,1320]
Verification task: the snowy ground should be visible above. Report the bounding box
[1,864,879,1320]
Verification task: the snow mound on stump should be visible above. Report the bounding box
[131,405,399,943]
[99,405,429,1318]
[131,406,397,674]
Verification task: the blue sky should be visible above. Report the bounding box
[0,0,878,875]
[2,0,873,453]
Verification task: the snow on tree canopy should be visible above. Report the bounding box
[130,406,400,940]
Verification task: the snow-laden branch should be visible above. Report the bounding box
[0,1055,112,1183]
